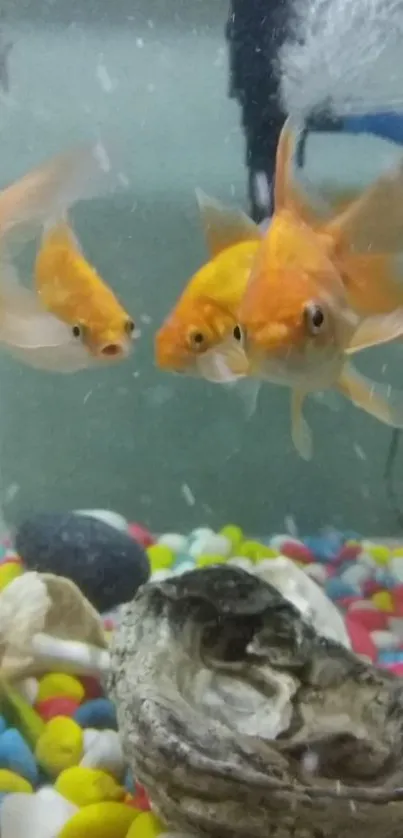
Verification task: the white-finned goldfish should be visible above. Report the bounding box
[155,189,262,383]
[0,144,137,373]
[203,122,403,459]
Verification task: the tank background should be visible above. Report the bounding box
[0,0,401,535]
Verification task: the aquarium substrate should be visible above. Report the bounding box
[1,515,403,837]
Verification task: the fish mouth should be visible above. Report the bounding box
[99,341,131,359]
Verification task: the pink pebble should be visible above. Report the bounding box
[280,540,314,564]
[383,663,403,676]
[362,579,382,598]
[36,697,80,720]
[103,617,115,631]
[128,523,154,547]
[345,615,376,661]
[347,608,388,631]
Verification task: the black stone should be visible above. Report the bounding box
[15,512,150,612]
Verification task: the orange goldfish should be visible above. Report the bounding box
[207,121,403,458]
[155,189,262,382]
[0,144,137,373]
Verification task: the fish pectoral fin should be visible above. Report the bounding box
[346,309,403,354]
[195,188,262,258]
[291,389,313,460]
[336,362,403,428]
[325,157,403,254]
[231,377,261,420]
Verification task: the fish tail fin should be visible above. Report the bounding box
[336,362,403,429]
[325,157,403,254]
[0,142,111,249]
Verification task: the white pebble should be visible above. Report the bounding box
[74,509,129,533]
[390,556,403,582]
[1,791,77,838]
[370,630,401,649]
[388,617,403,639]
[81,729,125,778]
[172,560,195,576]
[16,677,38,704]
[151,569,173,582]
[83,728,101,752]
[340,564,370,587]
[188,527,214,544]
[157,533,187,552]
[227,557,254,572]
[303,564,328,584]
[188,534,231,559]
[356,551,378,570]
[348,599,377,611]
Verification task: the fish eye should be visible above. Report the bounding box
[125,319,136,337]
[72,324,82,339]
[304,303,325,335]
[233,324,243,342]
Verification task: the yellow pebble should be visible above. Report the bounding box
[0,769,33,793]
[371,591,394,612]
[37,673,85,704]
[368,545,391,565]
[35,716,83,776]
[196,554,227,568]
[55,766,125,807]
[126,811,165,838]
[146,545,174,572]
[239,540,277,562]
[391,546,403,558]
[219,525,243,552]
[58,801,139,838]
[0,562,22,591]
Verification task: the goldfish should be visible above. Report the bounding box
[155,189,263,383]
[204,121,403,459]
[0,143,137,373]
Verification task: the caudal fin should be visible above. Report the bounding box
[0,143,111,247]
[325,156,403,254]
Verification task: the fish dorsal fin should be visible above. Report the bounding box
[274,119,293,212]
[324,157,403,254]
[42,218,83,254]
[195,189,261,259]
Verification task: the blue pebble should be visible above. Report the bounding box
[124,768,135,793]
[377,650,403,664]
[304,535,342,561]
[73,698,117,730]
[0,728,38,785]
[173,553,195,569]
[324,577,358,600]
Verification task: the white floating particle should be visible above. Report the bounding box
[285,515,298,537]
[4,483,19,503]
[181,484,195,506]
[147,83,155,93]
[94,142,111,173]
[353,443,366,461]
[136,37,144,48]
[117,172,130,188]
[83,390,93,405]
[140,314,152,325]
[96,62,114,93]
[302,750,319,775]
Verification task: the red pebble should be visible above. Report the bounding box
[347,608,388,631]
[345,614,376,661]
[79,675,104,700]
[131,784,151,811]
[280,540,314,564]
[36,697,80,720]
[384,663,403,676]
[103,618,115,632]
[392,586,403,612]
[128,523,155,548]
[334,544,362,564]
[361,579,382,598]
[335,595,362,609]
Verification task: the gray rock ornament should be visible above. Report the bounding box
[109,565,403,838]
